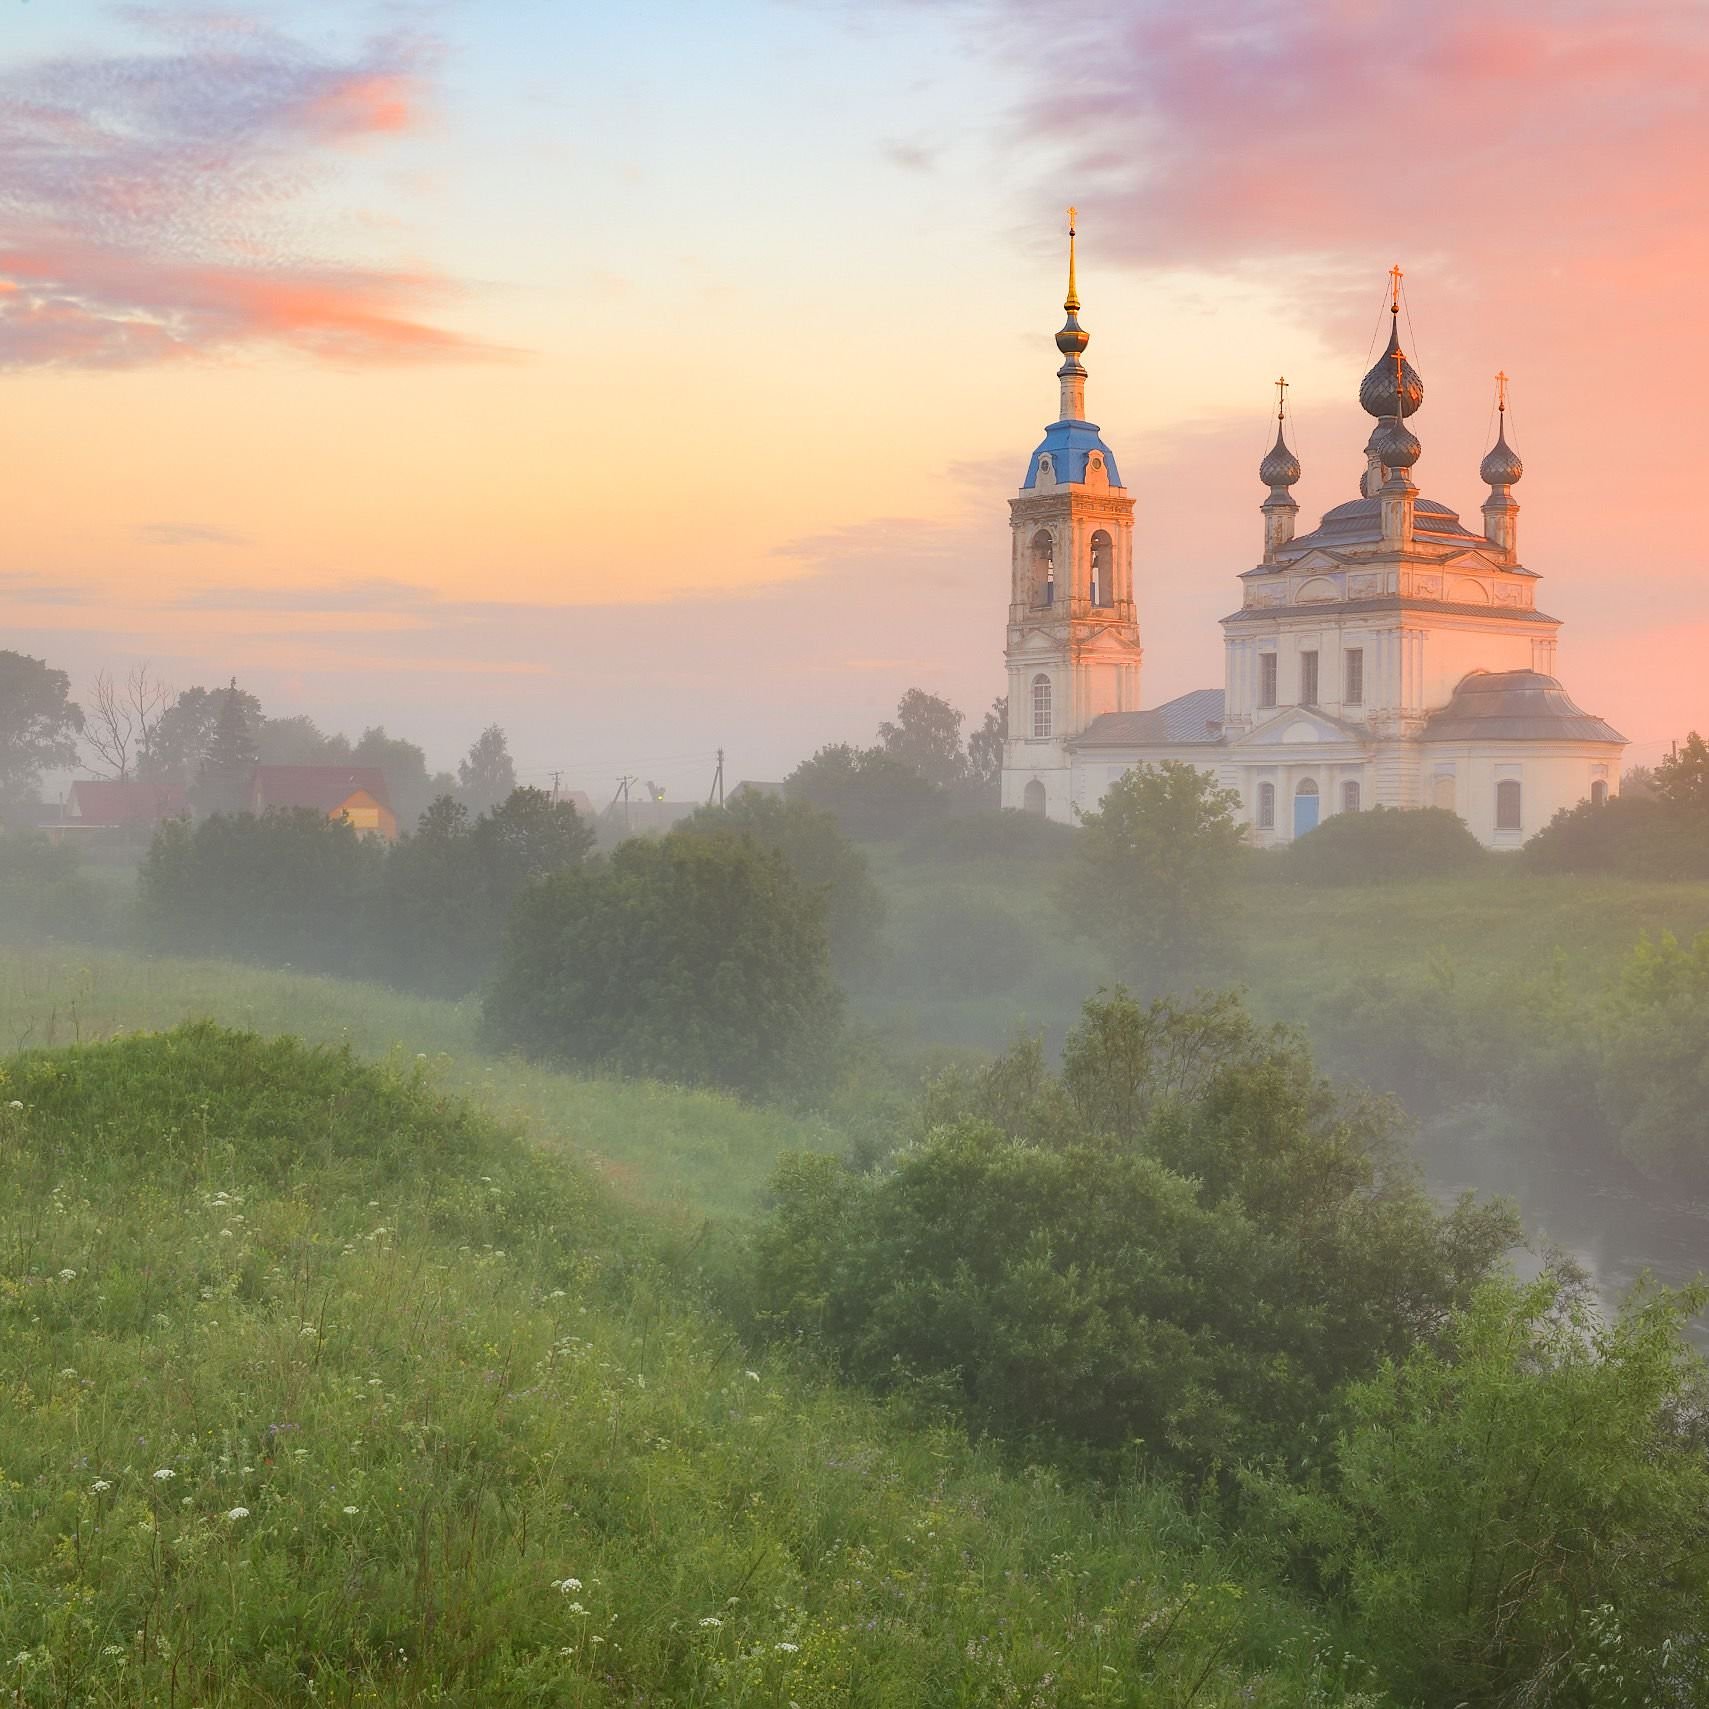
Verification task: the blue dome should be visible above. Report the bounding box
[1021,418,1122,489]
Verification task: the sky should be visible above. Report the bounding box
[2,0,1705,801]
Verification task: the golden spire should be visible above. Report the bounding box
[1065,206,1080,312]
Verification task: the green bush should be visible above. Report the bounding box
[484,834,843,1098]
[752,988,1517,1473]
[784,743,948,841]
[899,808,1077,866]
[0,831,112,945]
[1283,805,1486,885]
[673,793,885,978]
[1525,793,1709,879]
[139,808,384,974]
[1255,1276,1709,1707]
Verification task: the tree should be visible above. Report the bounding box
[674,792,885,977]
[191,678,260,816]
[878,688,968,789]
[1062,761,1245,985]
[139,806,384,973]
[470,785,595,902]
[351,726,441,830]
[255,714,351,767]
[145,683,263,788]
[785,743,948,841]
[1283,804,1486,884]
[457,724,517,816]
[0,650,83,818]
[1524,793,1709,881]
[483,834,843,1097]
[1258,1276,1709,1708]
[83,664,171,782]
[1652,731,1709,810]
[966,696,1008,795]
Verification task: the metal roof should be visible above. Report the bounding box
[1021,417,1122,489]
[1070,687,1226,748]
[1420,670,1627,744]
[1285,494,1487,551]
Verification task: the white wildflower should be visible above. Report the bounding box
[745,1370,760,1382]
[226,1507,250,1521]
[342,1505,360,1515]
[776,1641,800,1653]
[6,1099,21,1110]
[152,1468,175,1482]
[57,1269,77,1281]
[698,1616,722,1629]
[90,1479,112,1493]
[552,1577,583,1593]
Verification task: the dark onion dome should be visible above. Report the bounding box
[1360,319,1423,418]
[1055,308,1089,357]
[1421,670,1626,744]
[1259,425,1301,488]
[1481,422,1524,486]
[1367,415,1421,469]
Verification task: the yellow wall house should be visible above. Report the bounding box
[247,766,399,841]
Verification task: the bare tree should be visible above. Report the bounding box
[83,664,172,780]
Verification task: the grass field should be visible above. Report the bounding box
[0,946,830,1222]
[0,1024,1377,1706]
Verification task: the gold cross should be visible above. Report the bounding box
[1389,263,1403,312]
[1274,375,1288,421]
[1496,370,1510,413]
[1067,205,1077,235]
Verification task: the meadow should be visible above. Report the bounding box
[0,1022,1381,1706]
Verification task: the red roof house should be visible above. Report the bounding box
[64,779,190,828]
[247,766,398,841]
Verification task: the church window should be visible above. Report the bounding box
[1345,648,1364,705]
[1300,650,1319,706]
[1023,779,1047,816]
[1029,530,1055,608]
[1342,780,1361,814]
[1433,773,1457,811]
[1259,653,1278,709]
[1090,530,1114,607]
[1031,673,1053,739]
[1496,779,1522,832]
[1591,779,1608,807]
[1257,782,1275,829]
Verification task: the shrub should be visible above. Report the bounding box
[899,808,1077,866]
[139,808,384,974]
[673,793,885,977]
[1283,805,1486,884]
[484,834,843,1098]
[753,988,1517,1472]
[1524,793,1709,879]
[1256,1275,1709,1707]
[0,831,112,945]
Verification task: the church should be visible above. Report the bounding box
[999,227,1626,846]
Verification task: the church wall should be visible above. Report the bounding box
[1414,742,1618,847]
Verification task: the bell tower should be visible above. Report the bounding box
[1000,212,1141,820]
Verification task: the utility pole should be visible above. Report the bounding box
[616,774,635,834]
[707,746,725,808]
[549,769,562,805]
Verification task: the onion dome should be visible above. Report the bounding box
[1481,420,1523,486]
[1359,317,1423,419]
[1368,415,1420,469]
[1055,310,1089,359]
[1259,425,1301,488]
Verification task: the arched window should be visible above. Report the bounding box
[1031,673,1053,739]
[1028,530,1055,608]
[1257,782,1276,830]
[1591,779,1608,807]
[1496,779,1523,832]
[1023,779,1047,817]
[1341,780,1361,814]
[1090,530,1113,607]
[1293,777,1321,837]
[1432,773,1457,812]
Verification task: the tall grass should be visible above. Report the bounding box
[0,1026,1384,1706]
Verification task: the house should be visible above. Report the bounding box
[248,765,398,841]
[59,779,189,838]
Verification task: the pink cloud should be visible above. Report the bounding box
[0,13,495,367]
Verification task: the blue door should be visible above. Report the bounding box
[1293,781,1320,837]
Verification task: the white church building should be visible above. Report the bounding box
[1000,234,1625,847]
